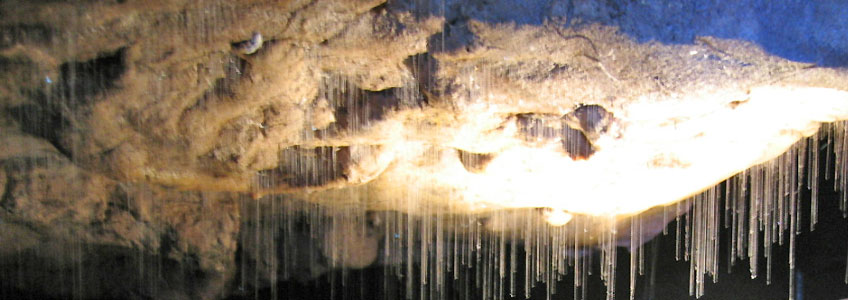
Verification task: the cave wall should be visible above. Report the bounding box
[1,0,848,299]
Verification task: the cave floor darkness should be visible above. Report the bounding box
[1,169,846,300]
[230,181,848,300]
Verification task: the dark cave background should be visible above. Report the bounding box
[229,158,848,300]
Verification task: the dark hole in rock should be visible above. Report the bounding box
[514,112,596,160]
[182,55,246,115]
[404,53,437,102]
[456,149,495,173]
[6,103,72,158]
[515,113,562,142]
[565,104,613,141]
[323,81,402,135]
[369,2,387,13]
[561,122,595,160]
[58,47,126,108]
[256,146,350,189]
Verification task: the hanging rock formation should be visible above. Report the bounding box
[1,0,848,298]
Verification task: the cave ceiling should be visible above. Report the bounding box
[3,0,848,298]
[3,1,848,220]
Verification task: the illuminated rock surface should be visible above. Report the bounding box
[1,0,847,299]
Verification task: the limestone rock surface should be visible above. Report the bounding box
[2,0,848,298]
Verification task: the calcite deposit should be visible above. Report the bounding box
[1,0,847,298]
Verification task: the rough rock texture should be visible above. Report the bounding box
[0,130,240,299]
[2,0,848,298]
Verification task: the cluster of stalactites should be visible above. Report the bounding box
[252,121,848,300]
